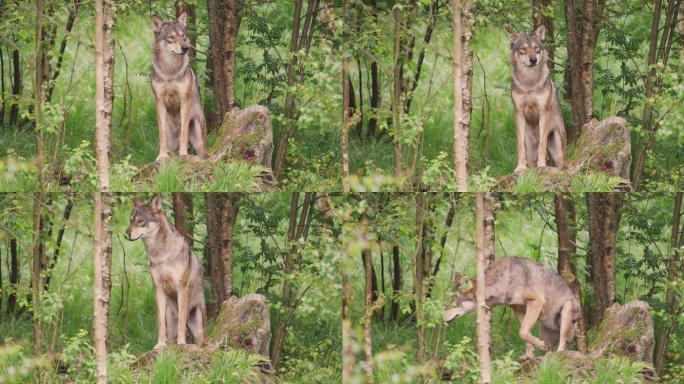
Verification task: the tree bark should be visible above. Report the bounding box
[341,229,354,382]
[205,193,225,318]
[405,0,439,113]
[392,7,404,179]
[9,47,21,127]
[654,192,682,374]
[172,193,193,247]
[95,0,115,192]
[554,194,588,352]
[390,245,401,321]
[1,46,5,125]
[207,0,242,130]
[414,193,427,364]
[93,192,112,384]
[271,192,315,370]
[219,193,240,299]
[362,246,373,379]
[631,0,680,190]
[475,193,495,384]
[452,0,474,191]
[342,45,351,192]
[7,237,18,314]
[586,192,621,327]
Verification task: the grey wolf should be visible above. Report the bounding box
[443,256,580,361]
[507,25,566,172]
[127,196,206,349]
[151,13,207,162]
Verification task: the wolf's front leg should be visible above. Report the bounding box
[514,111,528,173]
[176,287,189,345]
[153,286,168,350]
[537,111,549,168]
[178,99,193,157]
[155,100,170,162]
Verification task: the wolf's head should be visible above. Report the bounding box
[506,25,546,68]
[443,273,477,322]
[152,13,191,56]
[126,196,163,241]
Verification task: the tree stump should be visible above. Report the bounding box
[538,301,657,382]
[497,116,632,191]
[136,104,274,190]
[133,293,273,382]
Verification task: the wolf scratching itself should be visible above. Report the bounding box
[443,256,580,362]
[151,13,207,162]
[507,25,566,172]
[127,196,206,350]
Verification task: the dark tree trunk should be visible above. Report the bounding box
[7,237,18,314]
[390,245,401,321]
[585,192,621,327]
[654,192,683,374]
[205,193,225,318]
[44,195,74,291]
[175,1,197,61]
[9,48,20,127]
[1,46,5,125]
[46,0,80,102]
[207,0,242,131]
[414,193,427,364]
[428,193,457,297]
[405,0,439,113]
[172,193,194,247]
[554,194,588,352]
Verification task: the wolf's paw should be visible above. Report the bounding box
[155,153,170,162]
[152,342,167,351]
[514,165,528,173]
[517,354,535,363]
[179,154,201,163]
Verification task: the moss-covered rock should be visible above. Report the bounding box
[497,116,632,191]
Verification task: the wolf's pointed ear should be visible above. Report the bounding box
[177,12,187,28]
[534,25,546,41]
[149,196,162,212]
[506,26,519,43]
[133,197,144,207]
[152,16,164,34]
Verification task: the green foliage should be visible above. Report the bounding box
[443,336,479,382]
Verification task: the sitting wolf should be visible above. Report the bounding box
[443,256,580,361]
[127,196,206,350]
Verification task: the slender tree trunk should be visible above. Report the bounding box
[414,193,427,364]
[342,47,351,192]
[44,195,74,291]
[586,192,621,327]
[219,193,239,299]
[428,193,457,297]
[405,0,439,113]
[554,194,588,352]
[392,8,404,179]
[475,193,495,384]
[362,246,373,379]
[93,192,112,384]
[94,0,115,381]
[172,193,193,246]
[271,193,300,370]
[273,0,304,179]
[452,0,474,191]
[341,233,354,382]
[632,0,680,190]
[7,237,18,314]
[46,0,80,102]
[390,245,401,321]
[207,0,241,130]
[654,192,683,374]
[1,46,5,125]
[9,47,20,127]
[205,193,225,317]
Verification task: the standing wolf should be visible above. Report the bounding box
[443,257,580,361]
[127,196,206,350]
[151,13,207,162]
[507,25,566,172]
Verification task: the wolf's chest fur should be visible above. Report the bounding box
[512,81,553,126]
[152,75,192,114]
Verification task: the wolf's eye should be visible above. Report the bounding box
[533,46,540,53]
[167,36,175,42]
[518,48,526,54]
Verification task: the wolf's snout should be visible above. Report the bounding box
[125,228,133,240]
[181,46,189,54]
[529,57,538,65]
